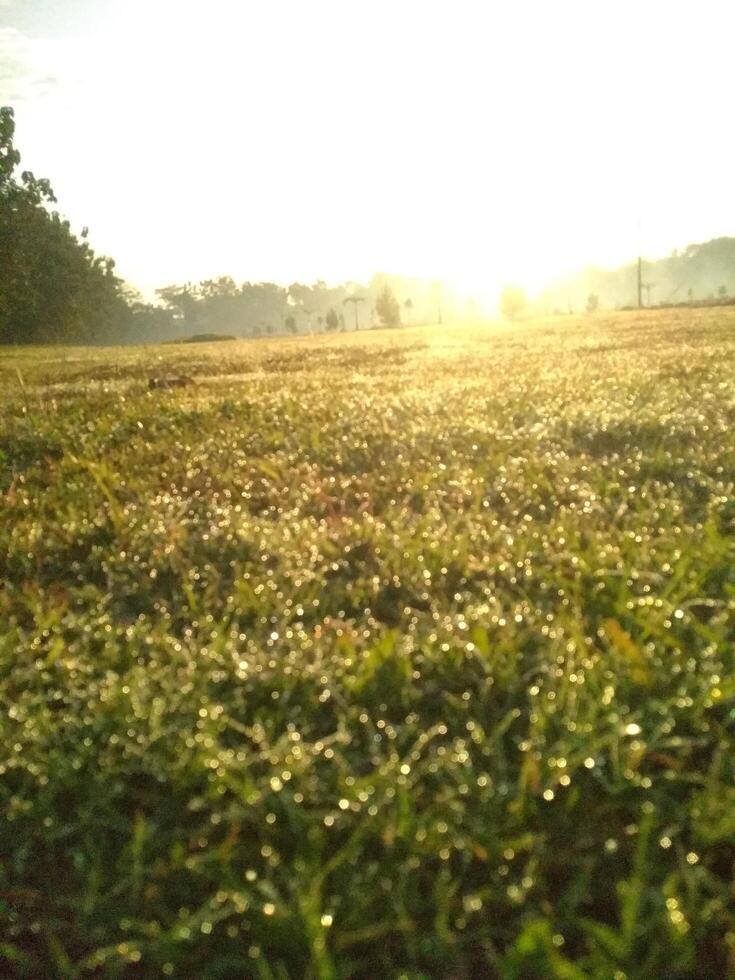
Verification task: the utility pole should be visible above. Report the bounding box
[635,213,644,309]
[343,296,365,330]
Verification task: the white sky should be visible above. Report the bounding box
[2,0,734,303]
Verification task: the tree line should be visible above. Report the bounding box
[6,98,733,344]
[1,104,454,346]
[135,275,412,343]
[538,238,735,314]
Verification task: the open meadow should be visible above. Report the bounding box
[1,309,735,978]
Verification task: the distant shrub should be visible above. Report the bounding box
[178,333,236,344]
[500,285,527,320]
[376,285,401,327]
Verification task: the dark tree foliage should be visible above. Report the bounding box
[0,106,129,344]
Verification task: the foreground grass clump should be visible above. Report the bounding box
[1,310,735,978]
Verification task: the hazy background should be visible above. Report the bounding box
[3,0,735,307]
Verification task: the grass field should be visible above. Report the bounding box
[1,309,735,978]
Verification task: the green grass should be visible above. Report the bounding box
[1,310,734,978]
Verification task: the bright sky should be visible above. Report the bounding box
[2,0,734,303]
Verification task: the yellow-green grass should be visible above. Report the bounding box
[1,309,734,977]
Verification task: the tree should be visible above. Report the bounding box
[0,105,129,344]
[325,308,339,331]
[199,276,238,298]
[376,285,401,327]
[586,292,599,313]
[404,298,414,324]
[718,285,728,299]
[500,285,527,320]
[284,315,297,334]
[156,284,202,326]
